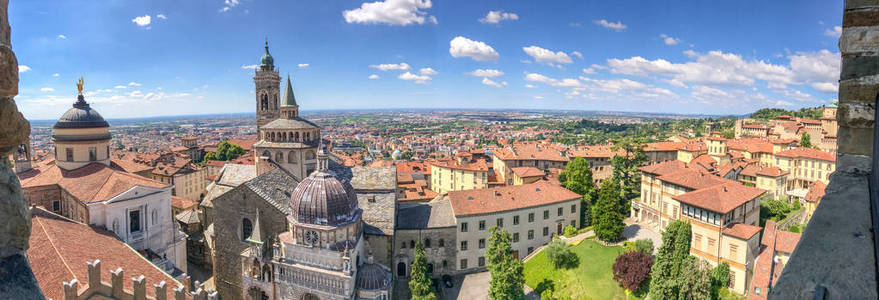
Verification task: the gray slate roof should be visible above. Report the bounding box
[397,198,456,229]
[243,168,300,214]
[261,117,319,130]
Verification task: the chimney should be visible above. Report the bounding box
[132,275,147,300]
[110,268,124,299]
[181,274,191,293]
[173,285,186,300]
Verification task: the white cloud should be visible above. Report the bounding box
[18,65,30,73]
[811,82,838,93]
[660,34,680,45]
[57,34,66,39]
[525,84,536,88]
[132,15,151,27]
[241,64,258,70]
[368,74,380,79]
[481,78,507,88]
[370,62,411,71]
[468,69,504,77]
[582,68,596,74]
[522,46,573,65]
[128,82,142,87]
[298,63,310,68]
[449,36,499,61]
[571,51,583,59]
[479,10,518,24]
[533,95,544,99]
[156,14,167,19]
[52,73,60,77]
[419,67,437,75]
[788,49,840,93]
[824,26,842,38]
[114,85,127,89]
[221,0,239,12]
[775,100,793,106]
[593,19,626,31]
[343,0,436,26]
[398,71,431,84]
[524,72,580,87]
[40,87,54,92]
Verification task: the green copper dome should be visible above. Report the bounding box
[259,41,274,67]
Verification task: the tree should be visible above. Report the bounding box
[592,180,626,243]
[486,227,526,300]
[711,262,730,289]
[649,220,692,299]
[800,132,813,148]
[612,250,654,292]
[721,129,735,139]
[409,242,436,300]
[562,157,598,227]
[679,257,712,300]
[611,138,647,215]
[623,239,654,255]
[208,141,246,161]
[545,239,578,269]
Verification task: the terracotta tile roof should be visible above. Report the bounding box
[110,158,153,174]
[659,169,732,190]
[205,160,227,168]
[722,223,762,240]
[512,167,545,178]
[687,154,718,173]
[569,145,626,158]
[727,138,773,154]
[396,161,427,174]
[775,147,835,162]
[638,160,689,176]
[171,196,197,210]
[492,143,568,162]
[427,158,489,172]
[397,172,414,184]
[448,181,580,216]
[774,230,801,254]
[20,163,169,204]
[226,138,256,151]
[756,166,788,177]
[642,142,684,152]
[804,181,827,203]
[673,183,765,214]
[28,208,180,300]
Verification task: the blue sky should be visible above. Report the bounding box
[11,0,843,119]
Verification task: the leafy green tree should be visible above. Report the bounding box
[486,227,526,300]
[680,257,713,300]
[623,238,654,255]
[800,132,813,148]
[611,138,647,215]
[562,157,598,227]
[409,242,437,300]
[208,141,246,161]
[592,180,626,243]
[711,262,730,288]
[545,239,578,269]
[721,129,735,139]
[649,220,692,299]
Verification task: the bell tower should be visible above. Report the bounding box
[13,141,32,173]
[254,40,281,131]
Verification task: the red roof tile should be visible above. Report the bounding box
[512,167,545,178]
[775,147,835,162]
[674,183,765,214]
[20,163,169,204]
[723,223,762,240]
[449,181,580,216]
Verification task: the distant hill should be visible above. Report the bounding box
[749,106,825,120]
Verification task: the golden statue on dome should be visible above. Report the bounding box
[76,76,84,95]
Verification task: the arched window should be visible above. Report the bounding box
[260,94,268,110]
[262,151,270,158]
[151,209,158,225]
[427,263,434,274]
[397,262,406,277]
[282,132,287,141]
[251,258,260,278]
[442,260,448,268]
[424,238,431,248]
[262,264,272,282]
[275,152,283,162]
[242,218,253,241]
[295,132,300,141]
[439,239,445,247]
[288,151,297,163]
[410,240,415,248]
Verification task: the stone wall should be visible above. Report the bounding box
[771,0,879,298]
[393,227,457,278]
[211,186,288,300]
[0,0,43,297]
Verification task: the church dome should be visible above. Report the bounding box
[356,263,391,291]
[260,41,274,67]
[53,95,110,129]
[288,171,359,226]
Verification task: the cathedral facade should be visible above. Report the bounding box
[210,43,395,300]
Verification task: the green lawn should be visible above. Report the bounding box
[524,240,646,300]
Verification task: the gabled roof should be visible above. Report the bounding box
[19,163,169,204]
[492,143,568,162]
[28,208,181,300]
[804,181,827,203]
[448,181,579,216]
[674,183,765,214]
[512,166,545,178]
[775,147,835,162]
[723,223,762,240]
